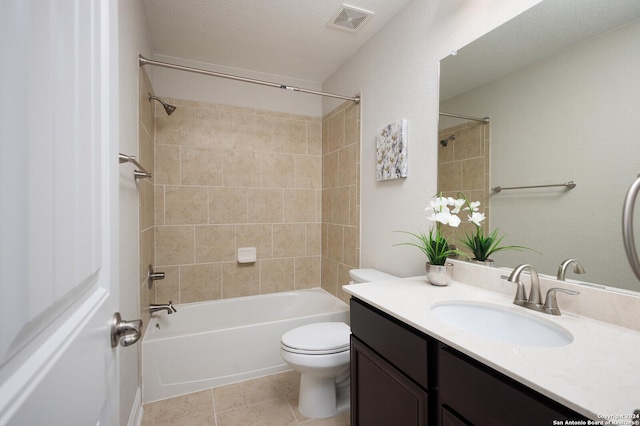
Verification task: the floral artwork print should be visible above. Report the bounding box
[376,119,408,181]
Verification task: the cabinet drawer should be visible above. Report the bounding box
[439,346,586,425]
[350,298,430,389]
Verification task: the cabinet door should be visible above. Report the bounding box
[351,337,428,426]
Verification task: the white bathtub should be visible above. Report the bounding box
[142,288,350,403]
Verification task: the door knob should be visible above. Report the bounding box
[111,312,143,348]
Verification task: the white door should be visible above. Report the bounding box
[0,1,123,425]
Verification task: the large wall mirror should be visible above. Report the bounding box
[439,0,640,292]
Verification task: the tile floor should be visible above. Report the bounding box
[142,371,350,426]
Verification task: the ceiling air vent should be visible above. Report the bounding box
[328,4,374,33]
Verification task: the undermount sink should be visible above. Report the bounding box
[431,301,573,347]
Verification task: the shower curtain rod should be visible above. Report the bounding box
[439,112,490,123]
[139,55,360,104]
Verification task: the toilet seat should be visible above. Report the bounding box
[281,322,350,355]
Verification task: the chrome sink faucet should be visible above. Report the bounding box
[507,264,579,315]
[557,259,585,281]
[150,301,177,315]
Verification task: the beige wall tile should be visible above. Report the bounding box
[454,125,482,160]
[209,187,248,224]
[155,144,181,185]
[140,227,155,286]
[154,266,179,305]
[234,113,274,152]
[326,111,345,153]
[261,153,295,188]
[236,224,273,259]
[295,256,321,289]
[273,223,306,258]
[343,225,358,268]
[180,263,222,303]
[139,179,154,231]
[196,109,235,149]
[156,106,196,146]
[164,186,209,225]
[274,118,307,154]
[247,188,283,223]
[154,185,165,226]
[180,147,223,186]
[332,187,350,226]
[222,263,259,298]
[295,155,321,189]
[223,150,261,187]
[284,189,317,223]
[307,121,322,156]
[260,258,294,293]
[195,225,236,263]
[322,189,333,224]
[322,151,338,189]
[350,186,358,227]
[462,157,485,189]
[327,224,344,262]
[439,161,462,192]
[155,226,195,266]
[337,263,353,304]
[306,223,321,256]
[139,124,155,176]
[321,257,338,296]
[344,103,359,147]
[338,144,357,186]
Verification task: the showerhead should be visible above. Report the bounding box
[440,134,456,147]
[148,93,177,116]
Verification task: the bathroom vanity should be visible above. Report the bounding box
[344,266,640,426]
[350,298,585,425]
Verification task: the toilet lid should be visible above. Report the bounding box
[281,322,350,354]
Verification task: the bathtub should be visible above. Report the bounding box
[142,288,350,403]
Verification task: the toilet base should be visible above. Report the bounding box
[298,374,350,419]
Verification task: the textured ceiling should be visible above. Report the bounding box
[141,0,413,83]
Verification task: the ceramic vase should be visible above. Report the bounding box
[425,262,454,286]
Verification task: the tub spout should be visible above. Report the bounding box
[150,301,177,315]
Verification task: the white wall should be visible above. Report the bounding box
[440,19,640,289]
[118,0,153,424]
[322,0,542,277]
[148,55,323,117]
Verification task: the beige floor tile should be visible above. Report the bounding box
[216,397,297,426]
[142,389,215,426]
[300,411,350,426]
[213,375,285,412]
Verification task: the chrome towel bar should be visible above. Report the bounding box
[119,153,152,179]
[492,181,576,193]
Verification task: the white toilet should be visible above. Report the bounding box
[280,269,398,419]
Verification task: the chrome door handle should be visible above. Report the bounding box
[111,312,143,348]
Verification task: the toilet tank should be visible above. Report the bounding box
[349,268,398,283]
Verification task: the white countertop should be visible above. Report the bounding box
[343,276,640,423]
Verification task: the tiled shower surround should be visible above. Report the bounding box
[148,94,360,306]
[437,121,490,247]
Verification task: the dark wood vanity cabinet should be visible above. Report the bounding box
[350,297,588,426]
[350,298,436,425]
